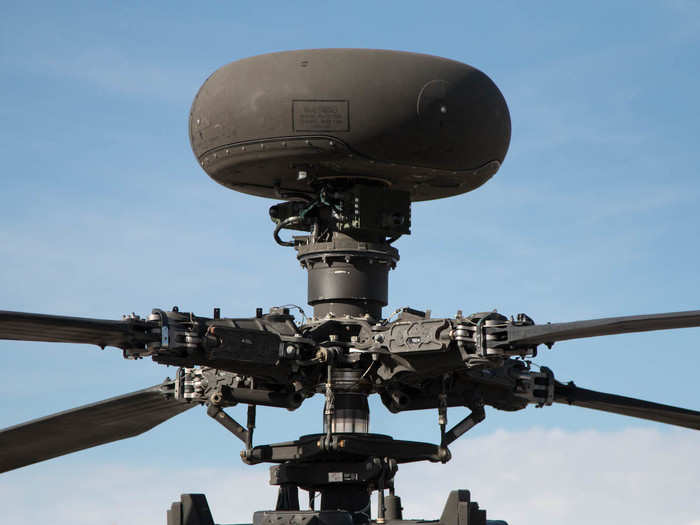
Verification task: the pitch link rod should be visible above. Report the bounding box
[437,378,484,461]
[246,405,256,450]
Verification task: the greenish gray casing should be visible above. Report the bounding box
[190,49,510,202]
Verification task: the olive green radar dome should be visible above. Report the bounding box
[190,49,511,202]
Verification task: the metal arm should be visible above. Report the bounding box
[443,406,486,446]
[554,381,700,430]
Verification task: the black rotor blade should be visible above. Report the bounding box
[0,310,157,349]
[508,310,700,347]
[554,381,700,430]
[0,381,193,473]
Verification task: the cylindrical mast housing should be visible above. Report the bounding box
[297,234,398,320]
[323,392,370,434]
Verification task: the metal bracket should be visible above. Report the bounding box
[206,404,257,461]
[207,405,248,443]
[175,367,206,401]
[513,366,554,407]
[151,309,170,349]
[443,405,485,445]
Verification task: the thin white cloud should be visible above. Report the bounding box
[1,427,697,525]
[399,427,700,525]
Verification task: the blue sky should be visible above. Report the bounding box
[1,2,699,524]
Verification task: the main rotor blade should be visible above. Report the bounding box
[507,310,700,347]
[0,381,193,473]
[554,381,700,430]
[0,310,157,349]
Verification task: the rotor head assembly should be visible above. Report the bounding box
[1,49,698,525]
